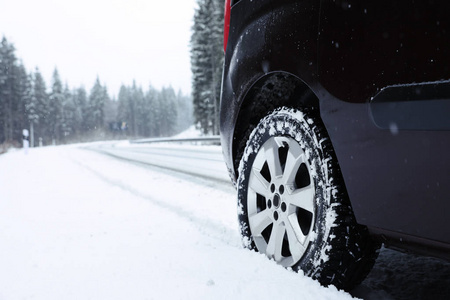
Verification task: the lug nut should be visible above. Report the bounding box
[270,184,275,193]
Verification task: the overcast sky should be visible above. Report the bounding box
[0,0,197,97]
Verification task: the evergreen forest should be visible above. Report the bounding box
[1,0,224,151]
[0,37,192,150]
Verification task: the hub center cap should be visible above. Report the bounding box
[273,194,281,208]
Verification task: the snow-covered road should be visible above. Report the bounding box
[0,144,449,300]
[85,141,230,183]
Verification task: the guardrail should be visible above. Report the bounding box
[130,136,221,144]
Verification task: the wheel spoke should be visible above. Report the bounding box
[248,209,273,236]
[285,218,306,261]
[263,140,283,179]
[249,168,270,196]
[287,185,315,214]
[287,213,308,244]
[283,150,306,185]
[266,223,285,261]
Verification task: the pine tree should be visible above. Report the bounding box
[61,84,77,141]
[139,87,152,137]
[191,0,211,134]
[24,73,37,146]
[104,93,118,136]
[48,68,64,143]
[14,62,33,144]
[159,86,178,136]
[131,81,145,136]
[208,0,225,135]
[101,85,110,129]
[190,0,224,135]
[175,90,193,133]
[144,85,161,137]
[117,85,131,135]
[0,37,17,143]
[33,68,49,145]
[73,86,88,135]
[88,77,107,131]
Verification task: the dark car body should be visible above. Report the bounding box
[220,0,450,259]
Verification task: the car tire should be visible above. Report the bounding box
[237,107,379,290]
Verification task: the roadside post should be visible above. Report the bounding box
[23,129,29,155]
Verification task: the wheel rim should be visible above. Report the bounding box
[247,136,315,267]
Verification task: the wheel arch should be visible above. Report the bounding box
[232,71,320,176]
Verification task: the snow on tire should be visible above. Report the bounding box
[237,107,379,290]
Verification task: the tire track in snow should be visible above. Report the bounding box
[67,151,242,249]
[84,145,230,184]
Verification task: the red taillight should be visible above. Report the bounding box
[224,0,231,52]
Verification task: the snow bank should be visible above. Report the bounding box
[0,145,355,300]
[172,125,204,139]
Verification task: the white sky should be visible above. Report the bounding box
[0,0,198,97]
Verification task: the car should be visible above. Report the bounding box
[220,0,450,291]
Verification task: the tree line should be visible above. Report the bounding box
[1,0,224,148]
[117,82,192,138]
[0,37,193,149]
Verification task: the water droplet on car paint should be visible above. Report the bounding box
[262,61,270,73]
[389,123,399,135]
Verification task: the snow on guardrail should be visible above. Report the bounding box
[130,136,221,144]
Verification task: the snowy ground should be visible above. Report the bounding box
[0,144,449,299]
